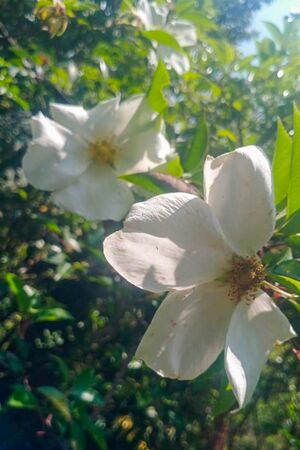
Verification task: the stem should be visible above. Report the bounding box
[263,280,298,300]
[212,416,229,450]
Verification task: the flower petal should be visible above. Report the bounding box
[23,113,89,191]
[204,146,276,256]
[51,96,146,142]
[86,97,120,139]
[50,103,88,136]
[52,164,134,221]
[113,95,145,136]
[115,128,172,174]
[119,96,158,140]
[135,0,167,30]
[167,20,197,47]
[158,46,190,74]
[136,283,235,379]
[225,292,296,409]
[103,193,233,293]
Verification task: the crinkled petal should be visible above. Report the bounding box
[115,128,172,175]
[167,20,197,47]
[50,103,88,136]
[225,292,296,409]
[52,164,134,221]
[103,193,233,293]
[136,282,235,379]
[158,46,190,74]
[23,113,90,191]
[204,146,276,256]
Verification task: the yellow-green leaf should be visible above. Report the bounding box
[38,386,71,421]
[272,118,292,207]
[184,113,208,172]
[142,30,182,52]
[287,104,300,216]
[147,59,170,113]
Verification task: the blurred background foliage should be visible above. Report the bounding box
[1,0,300,449]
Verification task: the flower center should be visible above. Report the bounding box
[89,138,120,166]
[228,255,265,303]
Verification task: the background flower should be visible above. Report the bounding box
[134,0,197,74]
[23,95,172,221]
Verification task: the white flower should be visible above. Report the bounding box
[23,95,172,221]
[104,145,296,409]
[135,0,197,74]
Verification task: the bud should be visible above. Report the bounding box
[34,0,68,38]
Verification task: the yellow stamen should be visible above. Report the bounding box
[89,138,120,166]
[228,255,265,303]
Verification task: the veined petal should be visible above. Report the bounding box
[136,282,235,379]
[52,164,134,221]
[167,20,197,47]
[50,103,88,136]
[115,128,172,175]
[225,292,296,409]
[103,193,233,293]
[23,113,89,191]
[204,146,276,256]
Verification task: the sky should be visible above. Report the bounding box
[241,0,300,54]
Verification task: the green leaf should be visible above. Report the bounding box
[272,118,292,207]
[120,173,165,195]
[175,0,195,15]
[213,41,235,64]
[7,385,37,409]
[279,210,300,236]
[38,386,71,421]
[33,307,74,323]
[214,384,236,416]
[184,113,208,172]
[157,154,184,178]
[262,247,292,269]
[273,259,300,279]
[147,59,170,113]
[82,414,107,450]
[5,273,32,313]
[268,273,300,296]
[120,0,132,12]
[71,370,103,406]
[54,261,72,281]
[264,22,283,46]
[50,355,70,382]
[0,352,23,375]
[256,38,276,60]
[268,259,300,295]
[286,234,300,251]
[287,104,300,216]
[217,128,238,142]
[179,11,218,31]
[142,30,182,52]
[70,421,86,450]
[45,221,62,234]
